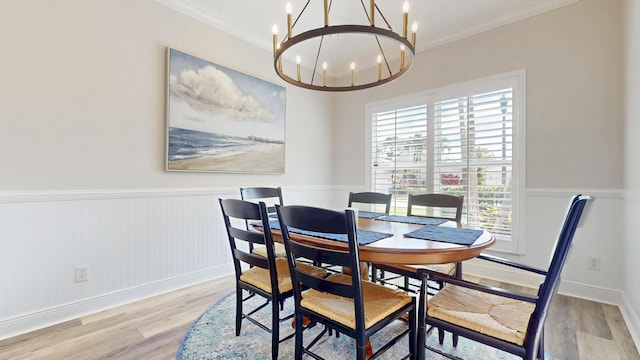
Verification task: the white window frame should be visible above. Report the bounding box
[365,70,526,254]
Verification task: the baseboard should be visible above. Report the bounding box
[620,294,640,351]
[0,265,233,341]
[463,259,623,305]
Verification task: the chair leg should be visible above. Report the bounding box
[295,314,304,360]
[438,329,445,345]
[450,262,462,347]
[356,334,367,360]
[538,329,544,359]
[272,298,280,360]
[409,307,417,360]
[371,264,378,282]
[417,275,427,360]
[236,288,243,336]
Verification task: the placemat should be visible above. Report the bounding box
[376,215,447,226]
[358,211,386,219]
[268,221,392,245]
[404,226,483,246]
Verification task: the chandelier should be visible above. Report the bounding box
[272,0,417,91]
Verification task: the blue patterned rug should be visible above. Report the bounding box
[177,292,551,360]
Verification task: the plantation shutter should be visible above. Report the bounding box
[371,105,428,215]
[433,88,513,240]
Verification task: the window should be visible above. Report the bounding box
[366,71,525,253]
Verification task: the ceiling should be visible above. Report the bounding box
[158,0,578,77]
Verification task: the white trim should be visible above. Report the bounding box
[420,1,579,52]
[0,186,339,204]
[621,294,640,352]
[0,266,233,341]
[527,188,623,199]
[156,0,269,53]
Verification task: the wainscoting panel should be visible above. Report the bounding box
[0,186,626,341]
[0,187,337,340]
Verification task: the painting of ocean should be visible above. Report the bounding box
[165,48,285,173]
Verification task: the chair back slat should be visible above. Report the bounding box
[279,205,350,234]
[348,191,392,215]
[234,249,269,269]
[287,238,353,268]
[228,227,266,245]
[294,269,356,299]
[240,187,284,207]
[407,193,464,222]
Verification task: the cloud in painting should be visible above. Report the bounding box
[170,65,277,123]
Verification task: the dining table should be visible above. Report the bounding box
[265,213,495,266]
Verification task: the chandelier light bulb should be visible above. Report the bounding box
[272,25,278,55]
[403,1,409,13]
[323,62,328,86]
[411,22,418,47]
[351,62,356,86]
[286,3,293,39]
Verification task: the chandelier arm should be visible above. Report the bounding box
[374,36,393,77]
[375,3,393,31]
[359,0,371,24]
[310,35,325,86]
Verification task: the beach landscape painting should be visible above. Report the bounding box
[166,48,285,173]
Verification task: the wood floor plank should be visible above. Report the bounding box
[577,331,621,360]
[544,293,579,360]
[572,298,613,339]
[602,303,640,360]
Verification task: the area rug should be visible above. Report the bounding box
[177,292,551,360]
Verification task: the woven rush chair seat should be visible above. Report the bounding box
[427,284,535,346]
[252,243,287,258]
[240,257,326,294]
[301,273,413,329]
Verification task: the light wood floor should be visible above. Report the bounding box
[1,275,638,360]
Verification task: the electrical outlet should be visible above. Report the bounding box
[75,266,89,282]
[587,257,600,271]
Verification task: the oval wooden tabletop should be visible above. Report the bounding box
[268,217,495,265]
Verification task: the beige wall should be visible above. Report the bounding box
[332,0,623,190]
[0,0,334,191]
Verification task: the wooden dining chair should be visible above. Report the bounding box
[276,204,417,360]
[240,186,284,215]
[417,195,591,360]
[372,193,465,292]
[240,186,286,258]
[348,191,392,216]
[219,199,325,360]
